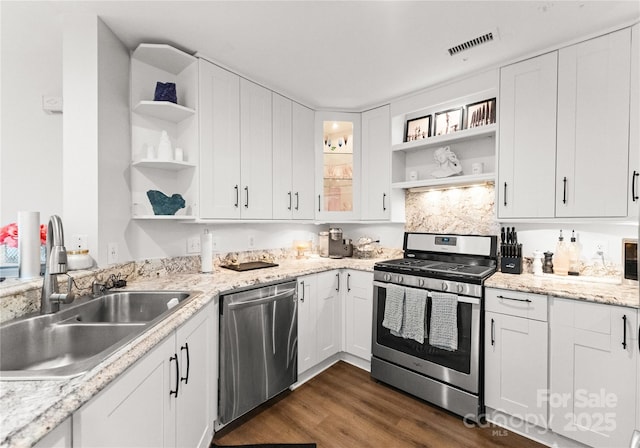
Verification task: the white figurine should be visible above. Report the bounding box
[431,146,462,178]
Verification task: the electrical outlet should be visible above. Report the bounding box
[108,243,118,265]
[71,234,88,251]
[212,237,219,250]
[595,241,606,254]
[248,234,255,249]
[187,236,201,254]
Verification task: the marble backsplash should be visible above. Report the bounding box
[405,184,500,235]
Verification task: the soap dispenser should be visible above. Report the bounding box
[568,230,581,276]
[554,230,570,276]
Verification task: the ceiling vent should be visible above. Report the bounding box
[448,29,498,56]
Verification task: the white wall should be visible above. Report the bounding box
[97,19,132,265]
[0,1,63,226]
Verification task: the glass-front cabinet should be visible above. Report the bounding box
[315,111,361,220]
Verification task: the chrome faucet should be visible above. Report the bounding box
[41,215,74,314]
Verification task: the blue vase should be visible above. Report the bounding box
[154,82,177,104]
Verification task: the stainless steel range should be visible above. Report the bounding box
[371,232,497,423]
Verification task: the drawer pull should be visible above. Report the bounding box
[491,318,495,346]
[169,354,180,398]
[497,294,531,303]
[622,315,627,350]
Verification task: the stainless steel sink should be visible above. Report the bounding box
[72,291,191,323]
[0,290,195,380]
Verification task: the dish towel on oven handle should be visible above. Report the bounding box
[429,291,459,351]
[382,284,405,333]
[400,287,428,343]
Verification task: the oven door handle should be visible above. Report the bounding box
[373,281,481,305]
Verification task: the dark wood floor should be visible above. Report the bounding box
[213,361,545,448]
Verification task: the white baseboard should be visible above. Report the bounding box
[292,352,371,389]
[486,408,589,448]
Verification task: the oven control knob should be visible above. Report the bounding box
[396,275,404,283]
[441,282,448,291]
[457,284,464,293]
[384,273,392,282]
[418,279,425,287]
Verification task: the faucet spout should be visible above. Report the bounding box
[41,215,74,314]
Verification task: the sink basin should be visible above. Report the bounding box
[72,291,191,323]
[0,290,195,380]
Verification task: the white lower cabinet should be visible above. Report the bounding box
[297,271,341,374]
[484,288,548,428]
[34,418,71,448]
[343,270,373,360]
[550,298,637,448]
[74,301,216,448]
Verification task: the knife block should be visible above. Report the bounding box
[500,256,522,274]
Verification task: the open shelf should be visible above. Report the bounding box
[392,173,495,190]
[392,124,496,153]
[132,159,196,171]
[132,43,196,74]
[133,101,196,123]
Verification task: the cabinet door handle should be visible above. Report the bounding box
[497,294,531,303]
[300,281,305,302]
[295,192,299,211]
[244,186,249,208]
[622,315,627,349]
[633,171,639,202]
[234,185,239,208]
[288,192,292,210]
[169,354,180,398]
[336,273,340,292]
[562,177,567,204]
[503,182,507,207]
[318,195,321,212]
[382,193,387,211]
[347,273,351,292]
[180,343,190,385]
[491,318,495,346]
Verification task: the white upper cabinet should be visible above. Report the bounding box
[272,95,315,220]
[556,28,631,218]
[199,59,241,219]
[361,105,391,220]
[240,78,273,219]
[315,111,361,221]
[498,52,557,219]
[199,61,273,219]
[629,24,639,219]
[291,103,316,220]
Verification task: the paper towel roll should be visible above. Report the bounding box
[201,230,213,273]
[18,211,41,280]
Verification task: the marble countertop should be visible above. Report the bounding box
[0,257,378,448]
[3,257,638,447]
[486,272,639,309]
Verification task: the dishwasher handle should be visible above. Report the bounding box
[226,288,295,311]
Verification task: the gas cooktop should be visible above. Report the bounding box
[375,258,495,279]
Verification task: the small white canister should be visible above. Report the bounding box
[67,250,94,271]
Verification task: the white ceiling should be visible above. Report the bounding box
[45,1,640,110]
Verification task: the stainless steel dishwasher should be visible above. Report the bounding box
[218,280,298,426]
